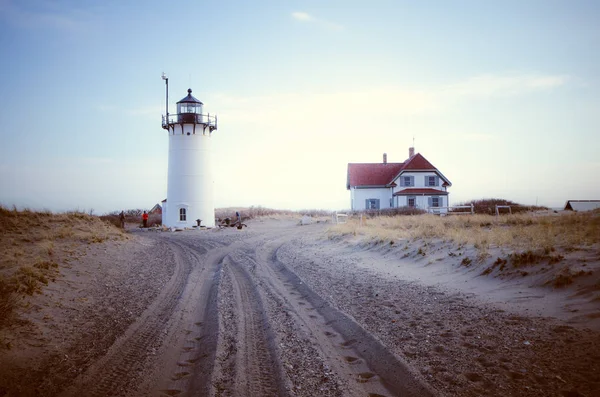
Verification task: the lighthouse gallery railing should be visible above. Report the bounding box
[162,113,217,130]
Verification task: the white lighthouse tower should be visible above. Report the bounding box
[161,78,218,228]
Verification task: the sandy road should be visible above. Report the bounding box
[210,225,433,397]
[46,218,599,397]
[56,220,432,397]
[59,238,225,397]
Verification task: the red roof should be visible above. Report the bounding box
[401,153,437,170]
[347,163,404,188]
[393,188,448,196]
[347,152,450,189]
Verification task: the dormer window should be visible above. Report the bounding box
[402,176,414,187]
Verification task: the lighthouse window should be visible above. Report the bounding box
[183,104,195,113]
[179,208,187,221]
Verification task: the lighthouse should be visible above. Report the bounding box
[161,78,218,228]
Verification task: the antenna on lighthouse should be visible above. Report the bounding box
[161,72,169,128]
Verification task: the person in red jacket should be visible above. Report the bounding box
[142,211,149,228]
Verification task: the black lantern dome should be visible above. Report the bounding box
[162,87,217,132]
[176,89,203,123]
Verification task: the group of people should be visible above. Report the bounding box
[118,210,149,229]
[119,210,242,230]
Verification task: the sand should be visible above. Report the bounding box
[0,218,598,396]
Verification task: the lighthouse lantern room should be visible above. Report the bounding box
[161,79,218,229]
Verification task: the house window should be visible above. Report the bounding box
[390,198,393,208]
[431,197,440,207]
[427,176,436,186]
[366,199,380,210]
[179,208,187,221]
[403,176,414,186]
[407,196,416,207]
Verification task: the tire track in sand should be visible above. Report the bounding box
[59,240,217,397]
[213,250,289,397]
[154,239,225,397]
[254,241,436,397]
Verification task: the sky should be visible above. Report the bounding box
[0,0,599,213]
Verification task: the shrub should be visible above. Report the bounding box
[101,214,122,228]
[351,207,427,218]
[215,206,331,222]
[101,209,162,228]
[454,198,548,215]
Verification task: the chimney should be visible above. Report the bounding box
[383,153,387,164]
[408,147,415,158]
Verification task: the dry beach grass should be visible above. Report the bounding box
[328,210,600,324]
[0,206,126,335]
[328,211,600,252]
[216,206,332,221]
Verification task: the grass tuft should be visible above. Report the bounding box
[461,257,472,267]
[510,251,543,267]
[552,274,574,288]
[13,267,48,295]
[0,275,15,328]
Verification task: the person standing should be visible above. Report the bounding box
[142,211,149,228]
[235,211,241,224]
[119,211,125,229]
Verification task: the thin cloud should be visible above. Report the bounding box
[527,75,568,89]
[213,72,568,127]
[291,11,343,31]
[95,104,163,118]
[0,0,94,32]
[291,11,314,22]
[444,73,569,98]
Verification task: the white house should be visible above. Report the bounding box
[346,148,452,212]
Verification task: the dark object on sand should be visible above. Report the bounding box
[218,217,247,229]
